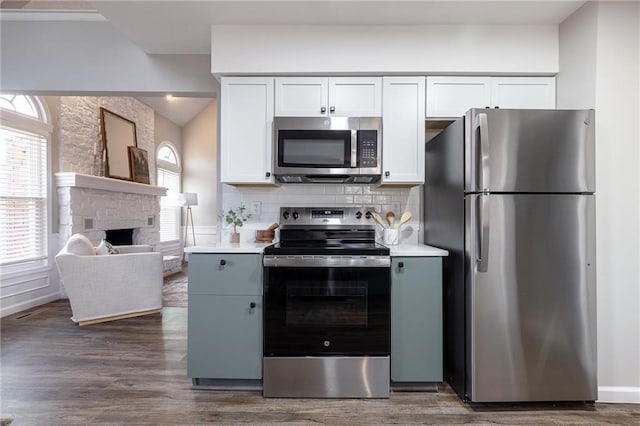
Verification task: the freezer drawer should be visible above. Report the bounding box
[465,193,596,402]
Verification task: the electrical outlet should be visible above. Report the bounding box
[251,201,262,216]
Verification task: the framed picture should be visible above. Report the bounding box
[100,107,137,181]
[128,146,150,184]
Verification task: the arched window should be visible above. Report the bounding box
[0,94,52,267]
[156,142,181,243]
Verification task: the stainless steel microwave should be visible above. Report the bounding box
[273,116,382,184]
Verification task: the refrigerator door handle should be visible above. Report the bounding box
[477,193,490,272]
[478,113,490,192]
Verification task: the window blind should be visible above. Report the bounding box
[157,168,180,242]
[0,126,47,265]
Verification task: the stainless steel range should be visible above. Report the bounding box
[262,207,391,398]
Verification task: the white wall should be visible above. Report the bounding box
[211,25,558,76]
[558,1,640,404]
[58,97,156,183]
[154,113,183,155]
[1,20,218,95]
[182,101,218,245]
[557,3,598,108]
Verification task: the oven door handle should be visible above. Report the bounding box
[263,256,391,268]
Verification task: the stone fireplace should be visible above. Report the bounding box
[55,173,167,249]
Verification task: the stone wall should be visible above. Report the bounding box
[58,96,155,184]
[55,97,160,250]
[56,174,164,250]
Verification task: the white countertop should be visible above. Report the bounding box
[184,242,271,254]
[185,242,448,256]
[386,243,449,257]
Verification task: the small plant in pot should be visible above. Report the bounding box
[224,204,251,243]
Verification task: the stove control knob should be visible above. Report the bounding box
[355,211,363,219]
[292,211,300,220]
[282,211,290,220]
[365,211,373,220]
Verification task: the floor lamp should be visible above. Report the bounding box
[177,193,198,255]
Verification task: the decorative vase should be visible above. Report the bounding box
[230,232,240,244]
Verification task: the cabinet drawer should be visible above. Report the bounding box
[188,253,262,296]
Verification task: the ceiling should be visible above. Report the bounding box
[91,1,587,55]
[3,1,588,126]
[137,96,214,127]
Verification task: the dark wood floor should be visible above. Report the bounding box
[2,300,639,425]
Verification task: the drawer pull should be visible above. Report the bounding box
[220,259,226,266]
[398,261,404,269]
[250,302,257,309]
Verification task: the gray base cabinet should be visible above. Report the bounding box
[187,253,262,382]
[391,257,443,383]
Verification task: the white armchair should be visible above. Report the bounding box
[55,234,163,326]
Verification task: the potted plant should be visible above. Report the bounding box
[224,204,251,243]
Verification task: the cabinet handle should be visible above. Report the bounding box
[220,259,226,266]
[321,106,326,113]
[330,106,335,113]
[250,302,256,309]
[385,171,390,177]
[265,171,271,178]
[485,106,490,109]
[398,261,404,269]
[494,106,500,109]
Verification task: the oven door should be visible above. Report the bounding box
[263,258,390,357]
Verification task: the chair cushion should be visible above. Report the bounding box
[95,240,120,255]
[65,234,95,256]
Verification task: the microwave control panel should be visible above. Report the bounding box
[357,130,378,168]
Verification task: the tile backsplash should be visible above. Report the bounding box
[220,184,421,245]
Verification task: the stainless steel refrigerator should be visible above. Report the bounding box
[424,109,597,402]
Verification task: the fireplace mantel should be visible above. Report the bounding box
[55,173,167,197]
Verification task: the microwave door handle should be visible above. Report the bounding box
[351,130,358,168]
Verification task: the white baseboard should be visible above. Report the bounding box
[0,292,61,318]
[598,386,640,404]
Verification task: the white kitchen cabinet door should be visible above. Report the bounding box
[426,76,492,118]
[381,76,425,185]
[275,77,382,117]
[329,77,382,116]
[274,77,328,116]
[220,77,275,184]
[490,77,556,109]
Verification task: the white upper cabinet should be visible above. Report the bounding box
[426,77,492,118]
[275,77,381,117]
[328,77,382,116]
[490,77,556,110]
[274,77,328,117]
[381,76,425,185]
[426,76,556,118]
[220,77,275,184]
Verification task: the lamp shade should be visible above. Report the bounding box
[177,193,198,207]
